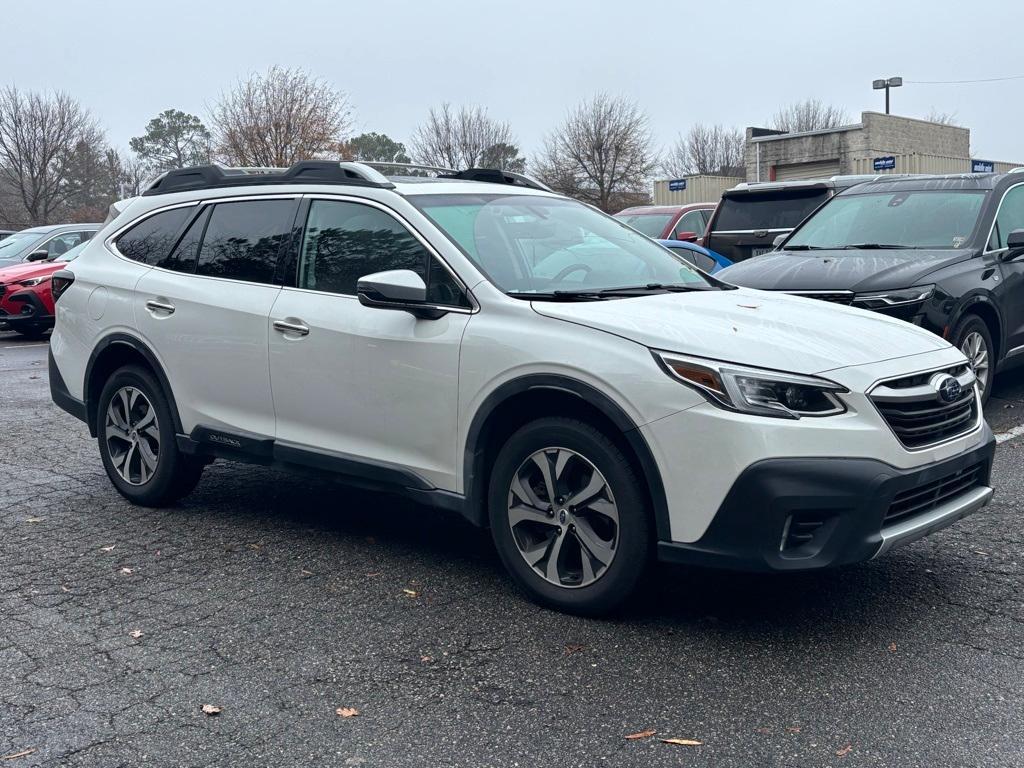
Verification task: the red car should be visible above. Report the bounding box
[0,240,88,338]
[613,202,716,242]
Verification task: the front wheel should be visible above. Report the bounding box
[488,417,651,616]
[952,315,993,403]
[97,365,204,506]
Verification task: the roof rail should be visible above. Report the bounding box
[142,161,396,196]
[360,161,458,176]
[438,167,553,193]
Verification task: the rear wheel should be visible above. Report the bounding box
[488,417,651,616]
[951,315,993,403]
[97,365,204,506]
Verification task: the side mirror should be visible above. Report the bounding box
[674,230,698,242]
[1005,229,1024,259]
[26,250,50,262]
[357,269,444,319]
[772,234,787,249]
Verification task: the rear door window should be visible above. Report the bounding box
[115,206,195,265]
[713,189,830,231]
[196,199,296,284]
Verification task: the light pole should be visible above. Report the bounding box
[872,77,903,114]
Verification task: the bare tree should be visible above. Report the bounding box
[0,87,100,225]
[924,109,960,126]
[209,67,354,167]
[663,124,745,177]
[533,94,656,212]
[411,104,525,171]
[769,99,849,133]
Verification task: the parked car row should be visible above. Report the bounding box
[47,161,994,615]
[0,224,100,336]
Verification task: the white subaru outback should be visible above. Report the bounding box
[48,161,995,614]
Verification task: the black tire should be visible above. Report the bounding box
[488,417,651,616]
[950,314,994,404]
[97,365,204,506]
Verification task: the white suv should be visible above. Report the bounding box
[48,161,996,614]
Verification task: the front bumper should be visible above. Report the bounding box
[0,290,53,328]
[657,428,996,571]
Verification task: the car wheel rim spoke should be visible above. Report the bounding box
[507,447,619,589]
[961,332,989,389]
[105,386,160,486]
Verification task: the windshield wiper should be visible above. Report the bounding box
[840,243,906,250]
[505,283,720,301]
[782,244,828,251]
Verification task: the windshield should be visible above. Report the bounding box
[56,241,89,263]
[786,190,986,250]
[715,188,829,231]
[613,212,674,237]
[0,232,43,265]
[412,194,713,295]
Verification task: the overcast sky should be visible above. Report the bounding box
[6,0,1024,163]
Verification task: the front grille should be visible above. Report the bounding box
[870,367,978,449]
[885,463,984,526]
[779,290,854,305]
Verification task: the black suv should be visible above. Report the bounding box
[703,175,907,264]
[717,171,1024,401]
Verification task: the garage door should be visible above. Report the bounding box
[773,160,841,181]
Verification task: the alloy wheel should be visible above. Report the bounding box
[960,331,990,392]
[507,447,619,589]
[105,386,160,486]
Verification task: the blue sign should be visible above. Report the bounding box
[971,159,995,173]
[873,156,896,171]
[668,179,687,192]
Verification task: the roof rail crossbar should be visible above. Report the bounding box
[143,161,396,196]
[359,161,458,176]
[438,167,553,192]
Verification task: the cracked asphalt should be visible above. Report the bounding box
[2,331,1023,767]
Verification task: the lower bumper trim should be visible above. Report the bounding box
[874,485,993,558]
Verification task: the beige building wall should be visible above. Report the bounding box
[652,175,743,205]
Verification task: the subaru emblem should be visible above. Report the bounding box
[932,374,962,404]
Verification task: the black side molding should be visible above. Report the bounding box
[49,348,87,424]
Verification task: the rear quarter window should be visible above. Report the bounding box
[713,189,829,231]
[115,206,194,265]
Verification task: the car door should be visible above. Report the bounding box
[268,196,473,491]
[133,196,297,438]
[989,183,1024,356]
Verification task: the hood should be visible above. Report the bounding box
[0,260,62,284]
[716,248,971,292]
[531,287,949,375]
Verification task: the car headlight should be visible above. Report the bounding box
[654,351,847,419]
[853,284,933,310]
[17,276,50,287]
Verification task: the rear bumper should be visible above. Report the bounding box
[657,428,996,571]
[49,347,87,423]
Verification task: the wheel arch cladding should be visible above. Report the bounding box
[955,299,1001,360]
[84,333,183,438]
[464,375,671,540]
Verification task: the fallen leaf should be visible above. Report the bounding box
[25,517,43,524]
[420,655,434,663]
[402,589,419,598]
[624,729,656,740]
[129,629,143,639]
[60,585,71,593]
[755,727,771,735]
[248,543,262,551]
[0,748,37,761]
[836,744,853,757]
[201,704,222,716]
[365,572,381,577]
[100,545,115,552]
[119,567,134,575]
[786,726,801,733]
[300,569,314,578]
[564,644,586,655]
[335,707,359,718]
[660,738,702,747]
[888,642,897,652]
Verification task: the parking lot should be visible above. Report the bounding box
[0,331,1021,767]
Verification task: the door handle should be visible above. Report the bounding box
[273,319,310,336]
[145,299,175,315]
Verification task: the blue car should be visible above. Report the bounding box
[656,239,732,274]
